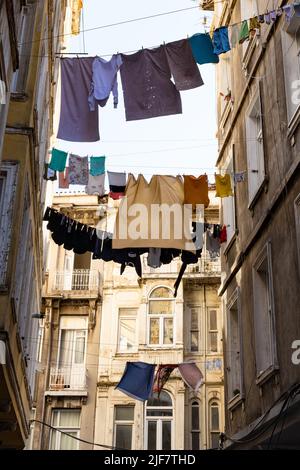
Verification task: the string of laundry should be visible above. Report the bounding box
[43,205,224,297]
[45,150,245,195]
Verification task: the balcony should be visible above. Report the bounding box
[48,366,87,396]
[142,254,220,278]
[51,269,100,296]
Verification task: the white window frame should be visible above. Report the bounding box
[245,86,266,207]
[189,305,201,353]
[117,308,138,353]
[145,392,174,450]
[190,400,201,450]
[57,317,88,369]
[294,193,300,279]
[281,13,300,133]
[50,409,81,450]
[226,288,244,407]
[0,161,18,287]
[207,307,220,354]
[221,148,236,250]
[252,242,278,384]
[113,405,135,450]
[147,287,175,348]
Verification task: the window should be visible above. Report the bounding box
[222,150,236,248]
[118,308,137,352]
[191,401,201,450]
[146,391,173,450]
[190,307,200,352]
[57,317,87,389]
[253,243,277,379]
[294,194,300,279]
[50,409,81,450]
[11,2,37,92]
[281,14,300,126]
[148,287,174,347]
[0,162,18,287]
[208,308,219,353]
[209,401,220,449]
[246,88,265,205]
[226,290,243,402]
[114,406,134,450]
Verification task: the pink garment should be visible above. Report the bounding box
[178,363,203,392]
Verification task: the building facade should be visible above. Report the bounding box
[0,1,70,449]
[213,0,300,449]
[33,191,224,450]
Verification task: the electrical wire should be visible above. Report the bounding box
[30,419,126,450]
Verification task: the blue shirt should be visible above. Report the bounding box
[188,33,219,65]
[88,54,122,111]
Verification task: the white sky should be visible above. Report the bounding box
[55,0,218,190]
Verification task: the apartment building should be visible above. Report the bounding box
[0,1,70,449]
[33,190,224,450]
[213,0,300,449]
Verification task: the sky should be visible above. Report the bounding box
[55,0,218,190]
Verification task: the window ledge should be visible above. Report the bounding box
[228,394,244,411]
[45,390,88,397]
[10,92,29,102]
[248,176,269,212]
[115,352,139,357]
[256,365,279,387]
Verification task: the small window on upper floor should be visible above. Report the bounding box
[118,308,137,353]
[245,87,265,206]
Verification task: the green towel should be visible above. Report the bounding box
[49,148,68,172]
[239,20,249,44]
[90,156,106,176]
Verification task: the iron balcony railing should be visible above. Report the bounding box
[49,366,87,391]
[54,269,99,291]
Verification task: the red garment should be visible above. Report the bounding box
[220,225,227,243]
[109,191,124,200]
[152,364,178,396]
[59,168,69,188]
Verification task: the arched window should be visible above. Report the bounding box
[148,287,174,346]
[209,401,220,449]
[146,391,173,450]
[191,401,201,450]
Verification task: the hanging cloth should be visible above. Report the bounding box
[178,363,204,392]
[59,168,69,189]
[57,57,100,142]
[107,171,126,199]
[212,27,231,55]
[85,173,105,196]
[120,46,182,121]
[69,154,89,185]
[90,156,105,176]
[238,20,250,44]
[116,362,156,401]
[88,55,122,111]
[71,0,83,35]
[188,33,219,65]
[249,17,261,34]
[229,24,240,49]
[112,174,194,251]
[164,39,204,91]
[49,148,68,172]
[215,174,233,198]
[283,5,294,23]
[147,248,162,269]
[183,174,210,209]
[43,163,57,181]
[152,364,178,396]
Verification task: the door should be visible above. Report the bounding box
[59,329,87,389]
[146,419,172,450]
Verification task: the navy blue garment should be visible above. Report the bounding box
[116,362,156,401]
[212,27,231,55]
[188,33,219,65]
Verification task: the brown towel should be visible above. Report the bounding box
[184,174,210,208]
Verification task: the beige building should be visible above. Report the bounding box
[0,1,70,449]
[212,0,300,449]
[33,190,224,450]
